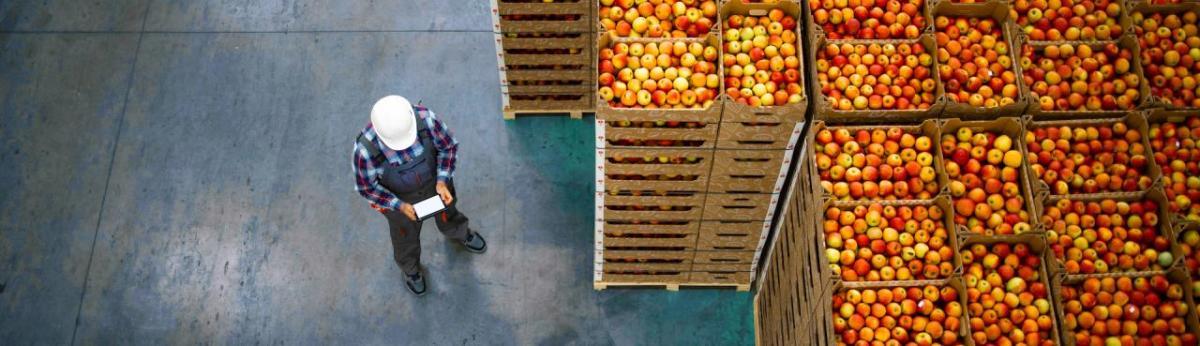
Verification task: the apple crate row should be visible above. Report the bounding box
[595,0,809,124]
[807,0,1128,45]
[1026,109,1200,237]
[805,0,1200,122]
[809,233,1065,345]
[801,118,1200,343]
[810,118,1044,239]
[806,2,1039,122]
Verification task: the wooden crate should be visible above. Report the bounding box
[697,221,768,251]
[931,0,1032,119]
[493,0,593,33]
[490,0,596,119]
[718,0,808,124]
[596,118,720,149]
[715,120,804,150]
[701,193,778,221]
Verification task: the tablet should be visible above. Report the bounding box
[413,195,447,220]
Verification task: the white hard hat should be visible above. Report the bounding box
[370,95,418,150]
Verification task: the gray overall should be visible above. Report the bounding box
[360,116,471,275]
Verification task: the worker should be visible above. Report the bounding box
[352,95,487,296]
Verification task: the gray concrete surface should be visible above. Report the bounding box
[0,1,753,345]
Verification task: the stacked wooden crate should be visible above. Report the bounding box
[753,142,826,345]
[492,0,595,119]
[593,0,808,291]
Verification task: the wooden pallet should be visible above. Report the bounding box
[593,282,751,291]
[503,109,589,120]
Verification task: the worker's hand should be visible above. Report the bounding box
[400,202,417,221]
[436,181,454,205]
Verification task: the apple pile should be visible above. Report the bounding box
[1042,198,1174,275]
[1025,122,1154,195]
[1012,0,1123,41]
[960,242,1056,345]
[722,10,804,107]
[1021,42,1142,111]
[1132,10,1200,109]
[814,127,941,200]
[1149,117,1200,223]
[598,0,717,38]
[809,0,926,39]
[815,42,938,111]
[942,128,1034,235]
[1178,229,1200,295]
[934,16,1020,108]
[1060,275,1198,346]
[822,203,954,282]
[831,285,965,345]
[598,41,720,109]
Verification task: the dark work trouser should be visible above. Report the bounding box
[382,184,471,275]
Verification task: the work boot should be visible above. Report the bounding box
[461,231,487,254]
[405,271,427,296]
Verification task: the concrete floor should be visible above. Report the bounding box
[0,1,752,345]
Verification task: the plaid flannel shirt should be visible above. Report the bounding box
[352,107,458,210]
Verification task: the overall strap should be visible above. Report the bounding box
[414,108,435,146]
[356,132,383,161]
